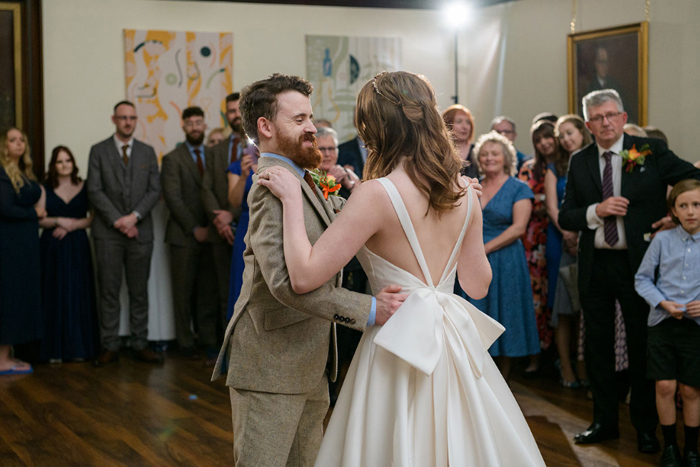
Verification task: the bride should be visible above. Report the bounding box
[258,71,545,466]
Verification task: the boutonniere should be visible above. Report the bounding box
[309,169,341,199]
[619,144,652,173]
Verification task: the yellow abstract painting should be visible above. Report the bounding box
[124,29,233,159]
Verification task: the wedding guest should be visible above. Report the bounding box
[225,144,259,321]
[206,127,225,147]
[161,107,219,361]
[547,117,588,387]
[87,101,163,366]
[635,179,700,467]
[318,127,360,198]
[316,126,364,404]
[517,120,558,375]
[532,112,558,126]
[557,115,629,388]
[313,118,333,129]
[36,146,98,362]
[338,111,367,178]
[442,105,478,179]
[491,116,531,172]
[624,124,648,138]
[0,127,43,375]
[643,126,668,145]
[468,131,539,382]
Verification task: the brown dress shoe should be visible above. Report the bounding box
[135,348,165,364]
[93,350,119,367]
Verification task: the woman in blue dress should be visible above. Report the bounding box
[36,146,98,362]
[0,128,43,375]
[225,150,258,320]
[468,131,540,382]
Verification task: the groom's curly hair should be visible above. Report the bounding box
[239,74,313,145]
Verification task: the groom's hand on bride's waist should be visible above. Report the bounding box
[374,284,409,326]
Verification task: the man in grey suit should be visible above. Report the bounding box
[201,92,243,323]
[212,74,406,467]
[161,106,219,360]
[87,100,163,366]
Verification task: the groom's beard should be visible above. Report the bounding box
[276,131,322,170]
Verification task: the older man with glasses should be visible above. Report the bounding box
[559,89,700,454]
[317,127,360,197]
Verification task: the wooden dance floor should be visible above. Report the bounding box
[0,352,661,466]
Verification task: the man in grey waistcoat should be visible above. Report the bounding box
[87,100,163,366]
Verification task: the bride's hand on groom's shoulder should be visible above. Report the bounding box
[374,284,409,326]
[257,167,301,202]
[462,176,482,198]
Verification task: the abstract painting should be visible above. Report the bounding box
[124,29,233,159]
[306,35,401,143]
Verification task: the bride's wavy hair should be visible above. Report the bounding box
[356,71,465,215]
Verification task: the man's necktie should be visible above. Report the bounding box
[122,144,130,166]
[304,171,320,200]
[602,151,619,247]
[194,148,204,178]
[230,137,240,164]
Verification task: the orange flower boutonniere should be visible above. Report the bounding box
[619,144,652,173]
[310,169,341,199]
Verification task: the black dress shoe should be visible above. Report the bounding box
[637,431,660,453]
[93,350,119,367]
[659,445,682,467]
[685,450,699,467]
[574,423,620,444]
[135,348,165,364]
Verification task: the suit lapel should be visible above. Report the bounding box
[620,134,635,195]
[259,158,332,227]
[179,144,202,185]
[583,144,603,196]
[107,139,126,187]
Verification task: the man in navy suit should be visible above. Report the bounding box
[559,89,700,453]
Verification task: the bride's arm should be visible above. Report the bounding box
[259,170,385,294]
[457,187,492,300]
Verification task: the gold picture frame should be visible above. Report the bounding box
[0,2,22,128]
[568,22,648,126]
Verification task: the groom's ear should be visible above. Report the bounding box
[258,117,273,140]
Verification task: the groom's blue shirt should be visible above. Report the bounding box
[260,153,377,326]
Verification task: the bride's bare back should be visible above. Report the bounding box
[366,169,476,287]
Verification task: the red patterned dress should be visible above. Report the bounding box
[518,160,552,350]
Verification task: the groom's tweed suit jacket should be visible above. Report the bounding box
[211,157,372,394]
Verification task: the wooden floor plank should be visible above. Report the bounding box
[0,350,666,466]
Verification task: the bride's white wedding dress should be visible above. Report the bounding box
[315,178,546,467]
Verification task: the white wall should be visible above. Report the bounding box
[461,0,700,160]
[43,0,700,170]
[42,0,453,170]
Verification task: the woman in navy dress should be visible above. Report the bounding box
[36,146,98,362]
[468,131,540,382]
[225,150,257,320]
[0,128,43,375]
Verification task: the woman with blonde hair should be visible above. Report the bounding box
[259,72,544,466]
[0,127,44,375]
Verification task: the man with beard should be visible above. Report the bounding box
[211,74,406,467]
[202,92,243,327]
[161,106,219,360]
[87,100,162,366]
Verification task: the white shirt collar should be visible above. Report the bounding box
[597,134,624,158]
[113,134,134,151]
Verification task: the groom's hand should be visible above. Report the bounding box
[374,284,409,326]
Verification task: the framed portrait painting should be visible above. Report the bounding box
[568,22,648,126]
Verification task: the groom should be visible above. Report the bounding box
[211,74,406,467]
